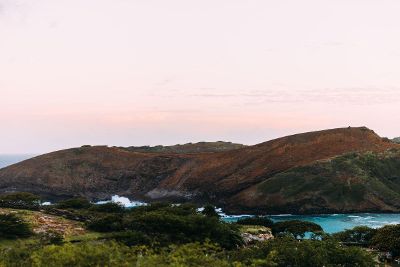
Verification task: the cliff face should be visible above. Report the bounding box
[1,127,400,214]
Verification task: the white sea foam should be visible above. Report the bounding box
[95,195,147,208]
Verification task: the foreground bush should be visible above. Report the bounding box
[87,203,243,249]
[232,237,375,267]
[236,216,274,228]
[333,226,377,246]
[371,224,400,256]
[0,192,41,210]
[272,220,323,239]
[55,197,92,210]
[0,213,32,239]
[123,207,243,249]
[0,241,230,267]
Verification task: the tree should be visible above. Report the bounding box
[89,202,125,213]
[201,205,220,218]
[56,197,92,209]
[0,192,41,210]
[272,220,323,239]
[0,214,32,239]
[333,226,377,246]
[236,216,274,228]
[371,224,400,256]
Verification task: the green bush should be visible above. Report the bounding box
[29,241,138,267]
[272,220,323,239]
[123,209,242,249]
[201,205,220,218]
[0,192,41,210]
[236,216,274,228]
[0,213,32,239]
[232,237,375,267]
[86,214,124,232]
[371,224,400,256]
[55,197,92,210]
[88,202,125,213]
[333,226,377,246]
[38,230,64,245]
[109,231,152,246]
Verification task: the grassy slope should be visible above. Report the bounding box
[230,149,400,214]
[0,208,101,247]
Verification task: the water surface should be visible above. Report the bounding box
[222,213,400,233]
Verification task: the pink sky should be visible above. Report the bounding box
[1,0,400,153]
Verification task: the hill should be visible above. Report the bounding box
[1,126,400,214]
[122,141,246,154]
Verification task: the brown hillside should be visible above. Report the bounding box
[0,127,399,214]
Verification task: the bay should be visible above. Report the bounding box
[222,213,400,234]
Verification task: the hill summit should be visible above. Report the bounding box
[1,126,400,214]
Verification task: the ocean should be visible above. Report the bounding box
[0,154,36,169]
[222,213,400,234]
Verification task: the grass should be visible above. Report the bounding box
[239,225,271,235]
[256,150,400,209]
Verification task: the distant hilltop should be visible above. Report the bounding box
[1,126,400,214]
[121,141,246,154]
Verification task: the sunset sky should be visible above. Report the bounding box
[1,0,400,154]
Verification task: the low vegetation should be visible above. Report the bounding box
[0,192,398,266]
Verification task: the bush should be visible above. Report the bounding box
[333,226,377,246]
[272,220,323,239]
[29,241,138,267]
[0,213,32,239]
[38,230,64,245]
[371,224,400,256]
[55,197,92,210]
[89,202,125,213]
[0,192,41,210]
[123,209,242,249]
[236,216,274,228]
[232,237,375,267]
[109,231,151,246]
[201,205,220,218]
[86,214,124,232]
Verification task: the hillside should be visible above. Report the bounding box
[1,127,400,214]
[122,141,246,154]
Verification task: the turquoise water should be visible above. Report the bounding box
[222,213,400,233]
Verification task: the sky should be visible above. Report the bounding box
[1,0,400,154]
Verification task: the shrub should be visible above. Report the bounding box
[89,202,125,213]
[86,214,124,232]
[201,205,220,218]
[232,237,375,267]
[236,216,274,228]
[38,231,64,245]
[333,226,377,246]
[55,197,92,209]
[370,224,400,256]
[0,213,32,239]
[29,241,138,267]
[123,210,242,249]
[272,220,323,239]
[109,231,151,246]
[0,192,41,210]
